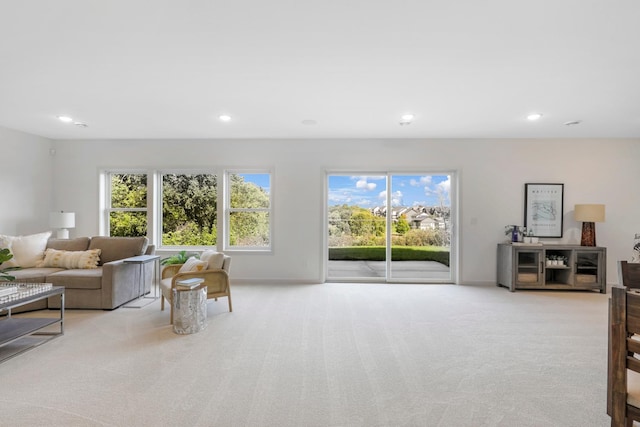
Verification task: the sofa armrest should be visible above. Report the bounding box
[102,259,155,309]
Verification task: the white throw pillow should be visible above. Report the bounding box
[178,257,208,274]
[200,250,224,270]
[36,248,101,269]
[0,231,51,268]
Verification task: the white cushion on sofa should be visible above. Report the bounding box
[0,231,51,268]
[36,248,101,269]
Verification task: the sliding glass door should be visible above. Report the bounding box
[326,172,455,283]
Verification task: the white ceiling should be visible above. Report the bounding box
[1,0,639,140]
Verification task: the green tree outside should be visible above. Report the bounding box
[110,173,270,246]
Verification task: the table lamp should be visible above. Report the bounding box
[574,204,605,246]
[49,211,75,239]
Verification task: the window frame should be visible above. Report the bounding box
[101,168,274,253]
[102,170,150,238]
[223,169,273,252]
[157,169,220,250]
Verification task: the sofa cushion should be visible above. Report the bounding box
[0,231,51,268]
[89,236,148,265]
[37,248,101,269]
[47,237,90,251]
[46,268,103,290]
[10,267,66,282]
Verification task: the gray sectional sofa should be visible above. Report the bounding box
[11,236,155,310]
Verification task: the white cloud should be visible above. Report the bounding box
[391,190,403,206]
[356,179,376,191]
[437,177,451,194]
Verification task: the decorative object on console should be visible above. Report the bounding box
[49,211,75,239]
[574,204,605,246]
[505,225,520,242]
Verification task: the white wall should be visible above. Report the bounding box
[45,137,640,287]
[0,126,53,235]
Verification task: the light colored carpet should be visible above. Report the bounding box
[0,283,610,426]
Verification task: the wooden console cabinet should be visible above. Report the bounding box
[496,243,606,293]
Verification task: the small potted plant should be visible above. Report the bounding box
[160,250,200,266]
[0,248,19,281]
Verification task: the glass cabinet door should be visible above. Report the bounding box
[515,250,543,286]
[574,250,601,287]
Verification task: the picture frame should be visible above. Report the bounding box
[524,183,564,237]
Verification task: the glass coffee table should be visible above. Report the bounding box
[0,283,65,363]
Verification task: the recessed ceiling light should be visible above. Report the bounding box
[564,120,582,126]
[57,115,73,123]
[527,113,543,121]
[74,122,88,127]
[219,114,232,122]
[399,114,414,126]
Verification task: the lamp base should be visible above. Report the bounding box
[580,222,596,246]
[56,229,70,239]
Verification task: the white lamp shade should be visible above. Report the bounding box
[49,212,76,229]
[574,204,605,223]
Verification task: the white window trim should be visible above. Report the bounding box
[101,169,150,238]
[157,169,219,250]
[101,168,274,253]
[223,169,273,252]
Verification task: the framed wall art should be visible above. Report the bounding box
[524,183,564,237]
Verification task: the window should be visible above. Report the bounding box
[226,172,271,250]
[106,172,148,237]
[160,172,218,246]
[102,169,272,251]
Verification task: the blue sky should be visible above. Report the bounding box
[240,173,270,194]
[328,175,451,208]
